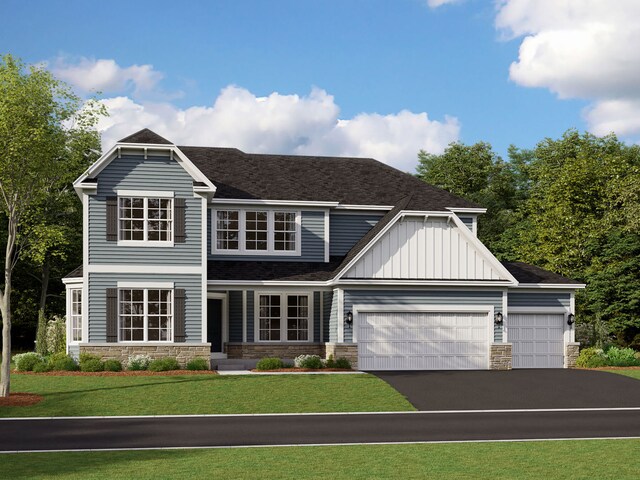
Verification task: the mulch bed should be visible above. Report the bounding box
[12,370,218,376]
[586,366,640,370]
[0,393,44,407]
[250,368,353,372]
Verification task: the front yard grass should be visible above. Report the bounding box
[604,368,640,380]
[3,439,639,479]
[0,373,413,417]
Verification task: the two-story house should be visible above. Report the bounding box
[62,129,584,370]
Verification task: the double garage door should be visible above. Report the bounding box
[357,310,566,370]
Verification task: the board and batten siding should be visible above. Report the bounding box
[87,273,202,343]
[208,208,325,262]
[344,217,507,281]
[343,290,504,343]
[508,292,571,309]
[89,154,202,265]
[329,213,383,256]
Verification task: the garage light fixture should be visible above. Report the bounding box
[345,311,353,327]
[567,314,575,326]
[494,312,503,325]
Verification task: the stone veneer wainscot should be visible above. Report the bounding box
[489,343,512,370]
[79,344,211,368]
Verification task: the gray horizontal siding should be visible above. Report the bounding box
[508,292,571,308]
[247,290,254,342]
[229,291,243,342]
[87,272,202,343]
[208,209,325,262]
[323,290,333,342]
[330,213,383,256]
[68,344,80,360]
[343,290,504,343]
[329,290,339,343]
[314,292,321,342]
[89,154,201,265]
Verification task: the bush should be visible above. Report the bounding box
[126,354,151,371]
[256,357,284,370]
[103,359,123,372]
[325,354,336,369]
[148,357,180,372]
[335,357,352,369]
[295,354,324,369]
[80,358,105,372]
[186,358,209,371]
[605,346,640,366]
[32,360,52,373]
[576,347,607,368]
[46,315,67,355]
[13,352,45,372]
[48,353,79,371]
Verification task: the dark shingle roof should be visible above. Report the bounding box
[502,261,580,284]
[208,258,344,282]
[179,146,479,211]
[118,128,172,145]
[64,265,83,279]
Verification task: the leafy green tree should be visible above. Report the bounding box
[0,54,103,397]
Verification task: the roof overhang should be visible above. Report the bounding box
[447,207,487,215]
[512,283,586,290]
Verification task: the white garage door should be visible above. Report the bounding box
[509,313,565,368]
[358,311,489,370]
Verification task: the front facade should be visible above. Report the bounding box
[63,129,584,370]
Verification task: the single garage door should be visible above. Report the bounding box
[509,313,565,368]
[358,311,489,370]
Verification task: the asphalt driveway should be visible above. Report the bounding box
[372,369,640,411]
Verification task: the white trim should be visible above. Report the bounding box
[202,195,208,343]
[87,265,202,274]
[446,207,488,214]
[253,291,314,343]
[513,283,586,289]
[569,292,576,342]
[335,279,516,287]
[117,287,174,343]
[337,288,344,343]
[62,278,83,286]
[333,204,394,211]
[82,193,89,344]
[508,307,570,313]
[211,198,338,208]
[242,290,247,343]
[116,195,174,247]
[116,189,174,198]
[319,291,324,342]
[117,281,174,289]
[324,209,330,263]
[502,290,508,343]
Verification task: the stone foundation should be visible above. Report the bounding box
[325,343,358,369]
[79,343,211,368]
[489,343,512,370]
[564,342,580,368]
[225,342,325,360]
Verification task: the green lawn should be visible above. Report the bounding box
[2,439,639,479]
[604,369,640,380]
[0,373,413,417]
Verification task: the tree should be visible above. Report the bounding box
[0,54,103,397]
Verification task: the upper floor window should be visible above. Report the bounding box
[213,209,300,255]
[118,193,173,245]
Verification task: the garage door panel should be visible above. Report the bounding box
[357,311,489,371]
[510,313,564,369]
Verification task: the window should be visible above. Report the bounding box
[119,288,172,342]
[69,289,82,342]
[119,197,173,243]
[213,209,300,255]
[257,293,311,342]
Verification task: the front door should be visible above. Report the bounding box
[207,299,223,353]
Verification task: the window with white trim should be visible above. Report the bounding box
[69,289,82,343]
[119,288,173,342]
[119,197,173,243]
[213,209,300,255]
[257,293,311,342]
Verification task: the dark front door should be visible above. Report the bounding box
[207,299,223,353]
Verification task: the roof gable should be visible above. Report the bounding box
[118,128,173,145]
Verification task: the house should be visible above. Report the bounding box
[62,128,584,370]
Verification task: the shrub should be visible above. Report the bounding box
[80,358,105,372]
[104,359,123,372]
[295,354,324,369]
[79,353,102,367]
[126,354,152,371]
[576,347,607,368]
[32,361,52,373]
[13,352,45,372]
[148,357,181,372]
[46,315,67,355]
[48,353,79,371]
[605,346,640,367]
[335,357,352,369]
[325,354,336,369]
[256,357,284,370]
[35,312,48,356]
[186,358,209,371]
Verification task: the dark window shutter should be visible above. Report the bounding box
[106,288,118,342]
[106,197,118,241]
[174,288,186,342]
[174,198,186,243]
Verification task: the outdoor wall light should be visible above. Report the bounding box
[567,313,575,326]
[494,312,504,325]
[345,311,353,327]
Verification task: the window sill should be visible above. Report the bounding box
[117,241,175,248]
[212,249,301,256]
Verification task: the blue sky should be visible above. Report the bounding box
[1,0,636,171]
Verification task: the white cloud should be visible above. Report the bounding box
[96,86,460,172]
[495,0,640,138]
[52,57,164,96]
[426,0,461,8]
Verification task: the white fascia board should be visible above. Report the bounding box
[210,198,339,208]
[334,279,516,287]
[447,207,488,214]
[333,204,394,211]
[512,283,586,289]
[62,277,83,285]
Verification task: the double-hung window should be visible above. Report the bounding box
[69,289,82,343]
[118,192,173,245]
[257,293,310,342]
[214,209,300,255]
[119,288,173,342]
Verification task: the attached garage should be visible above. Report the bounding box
[356,308,492,371]
[509,312,566,368]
